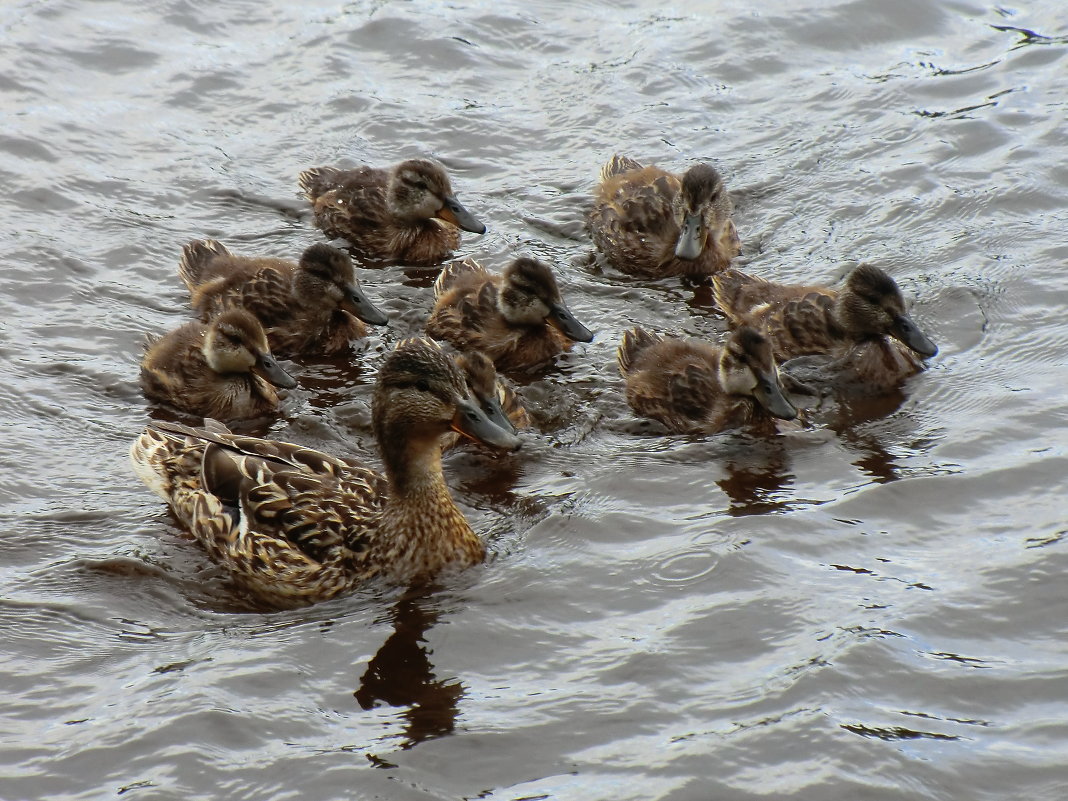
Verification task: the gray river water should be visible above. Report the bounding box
[2,1,1067,799]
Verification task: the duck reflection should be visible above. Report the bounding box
[717,434,794,515]
[831,390,911,484]
[354,586,462,749]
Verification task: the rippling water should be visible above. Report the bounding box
[3,1,1067,798]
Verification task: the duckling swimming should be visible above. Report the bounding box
[299,158,485,265]
[179,240,388,358]
[713,263,938,393]
[130,338,521,608]
[426,257,594,373]
[618,325,797,434]
[140,308,296,421]
[588,155,740,279]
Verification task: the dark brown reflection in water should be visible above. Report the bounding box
[3,1,1068,800]
[354,586,463,752]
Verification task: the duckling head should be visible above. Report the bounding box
[718,325,797,419]
[836,264,938,357]
[373,339,520,474]
[673,163,732,261]
[454,350,515,435]
[498,257,594,342]
[388,159,486,234]
[295,244,388,325]
[202,309,297,389]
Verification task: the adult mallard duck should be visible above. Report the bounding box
[442,349,530,451]
[130,338,521,608]
[298,158,485,266]
[178,240,388,358]
[713,263,938,392]
[588,155,740,279]
[426,257,594,373]
[618,325,797,434]
[140,308,297,421]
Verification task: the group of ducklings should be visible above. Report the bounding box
[131,155,938,607]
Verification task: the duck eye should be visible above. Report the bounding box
[416,380,430,393]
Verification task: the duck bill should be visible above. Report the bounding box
[675,213,706,260]
[451,397,521,451]
[253,352,297,389]
[753,369,797,420]
[891,314,938,357]
[342,284,389,326]
[479,392,517,435]
[547,301,594,343]
[436,195,486,234]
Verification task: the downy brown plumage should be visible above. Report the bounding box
[130,338,521,608]
[588,155,740,278]
[140,308,296,421]
[426,257,594,373]
[441,349,530,451]
[298,158,485,266]
[713,264,938,392]
[179,240,388,358]
[618,325,797,434]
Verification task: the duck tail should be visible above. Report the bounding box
[298,166,341,201]
[433,257,484,299]
[178,239,231,293]
[712,268,763,323]
[617,327,661,377]
[600,154,643,182]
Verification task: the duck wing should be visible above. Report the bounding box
[131,421,387,604]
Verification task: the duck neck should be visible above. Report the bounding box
[377,430,483,574]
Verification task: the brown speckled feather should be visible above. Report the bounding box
[180,241,367,357]
[299,165,460,266]
[618,329,765,433]
[130,421,386,606]
[589,157,739,278]
[139,322,281,421]
[427,260,572,373]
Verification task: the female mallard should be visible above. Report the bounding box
[140,308,297,421]
[178,240,388,358]
[298,158,485,266]
[618,325,797,434]
[442,349,530,451]
[713,263,938,392]
[588,155,740,279]
[130,338,521,608]
[426,257,594,373]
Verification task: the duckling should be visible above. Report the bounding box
[140,308,297,421]
[441,350,530,451]
[178,240,388,358]
[713,263,938,392]
[618,325,797,434]
[588,155,740,279]
[298,158,486,266]
[426,257,594,373]
[129,338,521,608]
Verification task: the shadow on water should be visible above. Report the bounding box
[354,584,463,753]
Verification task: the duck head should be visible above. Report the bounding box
[202,308,296,389]
[296,244,388,325]
[673,163,733,261]
[836,264,938,357]
[497,257,594,343]
[718,325,797,419]
[388,159,486,234]
[454,350,516,435]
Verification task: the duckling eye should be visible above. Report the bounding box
[416,380,431,393]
